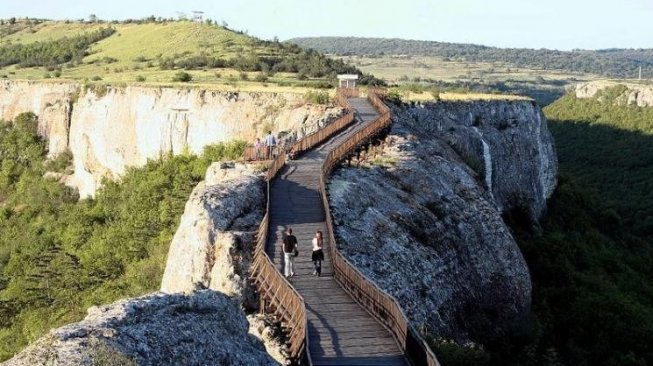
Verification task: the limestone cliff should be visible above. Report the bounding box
[2,291,279,366]
[328,100,557,344]
[160,162,264,298]
[0,80,341,197]
[576,81,653,107]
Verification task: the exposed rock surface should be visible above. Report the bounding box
[576,81,653,107]
[160,162,264,299]
[328,100,557,344]
[0,81,341,197]
[396,100,557,223]
[2,291,279,366]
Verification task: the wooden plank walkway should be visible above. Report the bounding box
[266,98,408,366]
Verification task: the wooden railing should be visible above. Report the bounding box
[243,88,358,162]
[250,152,310,360]
[318,90,441,366]
[249,88,358,364]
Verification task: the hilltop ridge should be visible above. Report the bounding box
[0,19,381,90]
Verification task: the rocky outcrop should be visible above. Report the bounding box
[328,100,557,344]
[576,81,653,107]
[0,81,341,197]
[2,291,279,366]
[396,100,557,222]
[160,162,264,299]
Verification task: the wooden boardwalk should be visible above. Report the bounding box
[266,98,407,366]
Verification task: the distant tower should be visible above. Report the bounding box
[192,11,204,23]
[639,66,642,80]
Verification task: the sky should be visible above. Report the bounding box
[2,0,653,50]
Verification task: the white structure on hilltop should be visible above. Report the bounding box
[337,74,358,88]
[192,11,204,23]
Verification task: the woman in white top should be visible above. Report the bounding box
[311,231,324,276]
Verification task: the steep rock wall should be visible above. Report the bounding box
[397,100,557,223]
[329,100,558,344]
[160,162,264,298]
[0,81,341,197]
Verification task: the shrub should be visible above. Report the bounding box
[172,71,192,82]
[135,75,146,82]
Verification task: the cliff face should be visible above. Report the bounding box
[329,100,557,344]
[2,291,279,366]
[576,81,653,107]
[0,81,340,197]
[160,162,264,298]
[398,100,557,222]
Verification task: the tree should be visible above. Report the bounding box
[88,14,97,23]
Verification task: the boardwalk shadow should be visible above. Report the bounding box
[306,303,343,358]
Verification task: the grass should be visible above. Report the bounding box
[339,54,603,85]
[0,21,107,45]
[0,20,337,92]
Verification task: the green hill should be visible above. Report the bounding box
[0,19,382,89]
[289,36,653,79]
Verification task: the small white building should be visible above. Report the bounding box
[337,74,359,88]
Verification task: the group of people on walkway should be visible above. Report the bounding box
[253,131,298,161]
[254,131,278,160]
[282,227,324,278]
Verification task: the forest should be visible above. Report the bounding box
[507,89,653,366]
[290,37,653,79]
[426,87,653,366]
[0,27,115,68]
[0,112,246,360]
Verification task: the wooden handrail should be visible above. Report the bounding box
[318,89,441,366]
[249,88,358,364]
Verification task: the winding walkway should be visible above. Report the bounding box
[265,98,407,366]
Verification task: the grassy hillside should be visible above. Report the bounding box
[0,19,381,91]
[288,37,653,105]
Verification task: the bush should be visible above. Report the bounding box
[135,75,146,82]
[91,75,102,81]
[303,91,330,105]
[172,71,192,82]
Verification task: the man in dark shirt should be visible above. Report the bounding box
[283,227,298,277]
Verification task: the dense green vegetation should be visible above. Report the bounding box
[0,112,245,360]
[504,89,653,365]
[422,88,653,366]
[0,27,115,68]
[545,87,653,237]
[290,37,653,79]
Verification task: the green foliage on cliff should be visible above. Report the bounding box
[544,89,653,237]
[486,93,653,366]
[0,113,245,360]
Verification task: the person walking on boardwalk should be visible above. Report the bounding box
[254,137,262,160]
[283,227,298,278]
[264,130,276,159]
[311,230,324,276]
